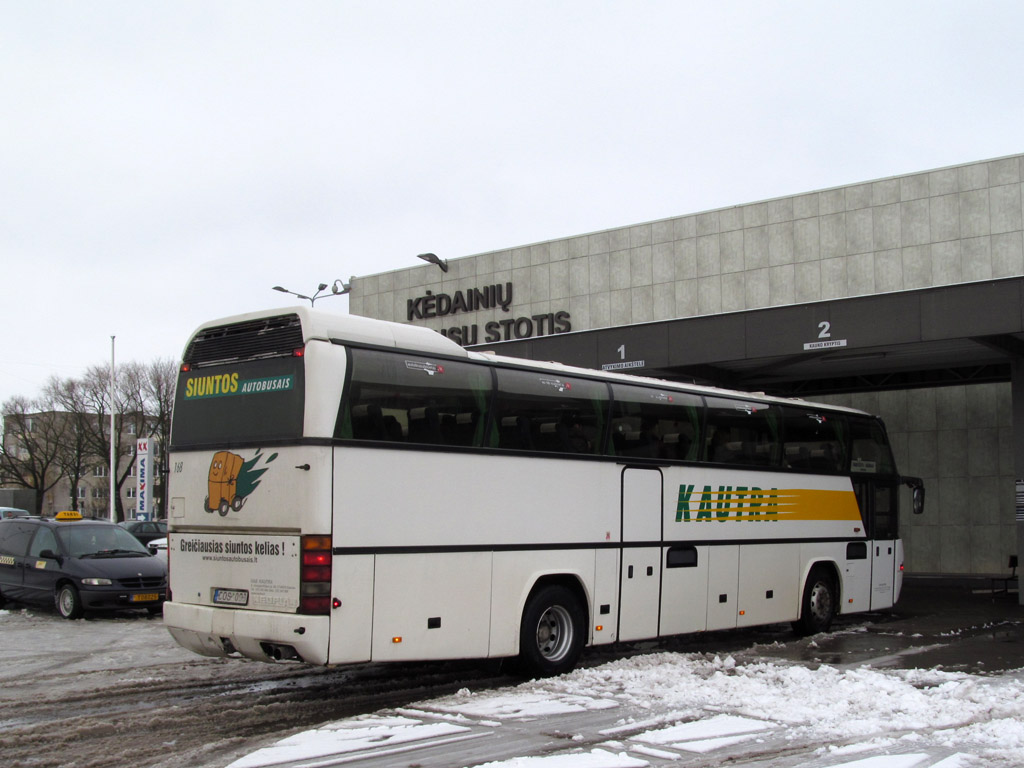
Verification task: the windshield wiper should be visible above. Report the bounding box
[89,548,145,557]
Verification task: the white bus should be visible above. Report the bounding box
[163,308,923,676]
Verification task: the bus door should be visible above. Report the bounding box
[855,478,900,610]
[618,466,663,642]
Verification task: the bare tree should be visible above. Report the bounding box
[46,376,95,512]
[0,394,70,514]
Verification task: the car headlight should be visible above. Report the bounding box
[81,578,113,586]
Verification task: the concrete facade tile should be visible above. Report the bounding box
[931,240,962,284]
[588,252,610,293]
[609,228,630,251]
[875,249,904,292]
[819,188,845,216]
[549,260,569,299]
[513,247,531,269]
[720,229,745,273]
[846,208,873,254]
[989,183,1023,234]
[494,250,513,271]
[631,286,653,323]
[549,239,569,262]
[846,183,872,210]
[768,197,794,224]
[958,162,989,192]
[967,383,1000,427]
[961,236,992,282]
[959,189,991,238]
[848,252,875,296]
[652,282,675,320]
[610,288,631,326]
[512,266,533,302]
[794,218,820,262]
[794,193,818,220]
[907,387,937,430]
[968,477,1000,525]
[999,426,1015,477]
[909,431,939,478]
[697,211,720,236]
[968,428,999,477]
[673,215,697,240]
[992,232,1024,278]
[530,243,551,266]
[769,264,795,306]
[794,261,821,303]
[936,386,967,429]
[873,203,901,251]
[930,194,960,242]
[929,168,958,196]
[697,234,721,277]
[989,157,1021,186]
[590,291,610,328]
[901,173,929,201]
[820,256,847,299]
[675,279,698,317]
[872,178,901,206]
[769,221,795,265]
[744,225,769,269]
[569,295,591,329]
[674,238,697,280]
[720,206,744,232]
[652,218,673,244]
[744,267,770,307]
[721,271,745,312]
[652,241,674,284]
[941,525,973,572]
[937,477,968,528]
[377,272,394,293]
[568,236,588,259]
[697,275,722,314]
[610,250,631,290]
[630,224,652,248]
[900,198,930,246]
[743,202,768,228]
[630,245,653,287]
[393,269,411,290]
[570,256,589,296]
[902,245,932,289]
[587,232,610,256]
[820,213,846,259]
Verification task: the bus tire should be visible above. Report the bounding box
[792,567,836,636]
[56,583,84,620]
[518,584,585,677]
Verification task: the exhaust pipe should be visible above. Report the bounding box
[259,642,301,661]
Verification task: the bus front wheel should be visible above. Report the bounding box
[518,584,585,677]
[792,567,836,636]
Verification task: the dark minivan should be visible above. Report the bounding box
[0,511,166,618]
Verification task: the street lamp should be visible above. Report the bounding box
[417,252,449,272]
[272,280,351,306]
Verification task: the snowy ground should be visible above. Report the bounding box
[1,584,1022,768]
[225,638,1024,768]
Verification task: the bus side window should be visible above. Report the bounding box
[339,349,491,447]
[703,397,781,467]
[608,383,702,461]
[780,408,847,473]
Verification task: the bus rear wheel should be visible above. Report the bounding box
[518,584,585,677]
[792,567,836,636]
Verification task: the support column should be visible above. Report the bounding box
[1011,361,1024,605]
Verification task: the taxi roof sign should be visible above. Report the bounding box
[54,510,83,521]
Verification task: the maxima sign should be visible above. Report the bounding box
[407,282,572,346]
[136,438,154,520]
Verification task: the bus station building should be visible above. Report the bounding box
[347,153,1024,592]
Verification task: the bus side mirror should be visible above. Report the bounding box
[902,476,925,515]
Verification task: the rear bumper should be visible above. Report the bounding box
[163,601,329,665]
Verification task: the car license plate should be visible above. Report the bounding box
[213,588,249,606]
[131,593,159,603]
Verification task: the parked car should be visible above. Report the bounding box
[147,537,168,565]
[0,507,31,519]
[0,511,166,618]
[118,519,168,546]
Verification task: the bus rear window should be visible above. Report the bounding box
[171,357,305,446]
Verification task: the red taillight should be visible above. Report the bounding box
[293,347,305,357]
[180,363,190,372]
[299,535,331,615]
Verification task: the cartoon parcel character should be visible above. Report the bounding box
[206,451,244,516]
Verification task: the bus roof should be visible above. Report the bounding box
[185,307,874,419]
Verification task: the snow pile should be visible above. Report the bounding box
[228,652,1024,767]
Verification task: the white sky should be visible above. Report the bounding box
[3,1,1023,408]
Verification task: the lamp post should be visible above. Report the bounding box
[417,252,448,272]
[272,280,351,306]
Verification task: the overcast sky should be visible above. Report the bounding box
[2,1,1022,409]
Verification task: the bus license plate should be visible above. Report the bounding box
[131,593,159,603]
[213,588,249,606]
